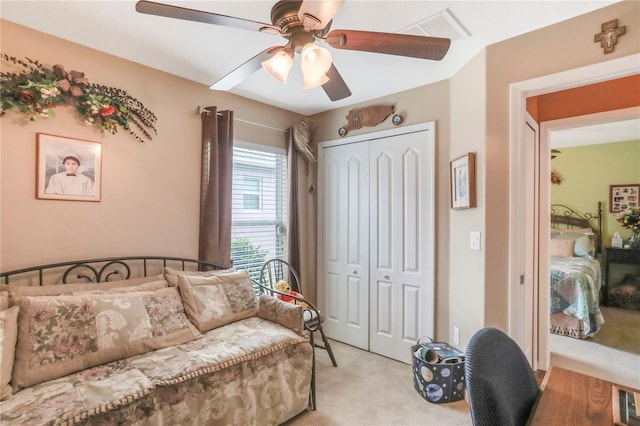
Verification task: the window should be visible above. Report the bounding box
[231,144,287,282]
[242,176,261,210]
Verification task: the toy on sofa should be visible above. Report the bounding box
[275,280,308,308]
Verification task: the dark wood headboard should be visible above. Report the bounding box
[551,202,603,255]
[1,256,227,286]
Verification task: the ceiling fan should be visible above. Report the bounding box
[135,0,451,101]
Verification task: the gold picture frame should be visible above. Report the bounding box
[36,133,102,202]
[450,153,476,209]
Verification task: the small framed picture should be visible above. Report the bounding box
[609,184,639,213]
[36,133,102,202]
[450,153,476,209]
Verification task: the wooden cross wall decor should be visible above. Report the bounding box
[593,19,626,54]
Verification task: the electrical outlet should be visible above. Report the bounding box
[453,326,460,346]
[470,231,481,251]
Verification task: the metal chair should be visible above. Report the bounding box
[464,327,540,426]
[258,259,337,411]
[259,258,337,367]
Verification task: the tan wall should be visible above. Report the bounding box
[0,20,303,271]
[448,50,487,347]
[484,0,639,330]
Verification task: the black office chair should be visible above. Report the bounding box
[259,258,337,367]
[464,327,540,426]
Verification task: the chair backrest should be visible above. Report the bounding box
[259,259,302,294]
[464,327,540,426]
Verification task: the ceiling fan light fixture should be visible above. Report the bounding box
[261,50,294,84]
[301,42,332,76]
[302,73,329,89]
[298,0,344,31]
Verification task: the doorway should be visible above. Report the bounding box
[509,53,640,371]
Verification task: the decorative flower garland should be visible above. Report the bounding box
[1,54,157,142]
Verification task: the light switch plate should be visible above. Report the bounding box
[470,231,481,251]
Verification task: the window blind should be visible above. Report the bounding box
[231,145,288,283]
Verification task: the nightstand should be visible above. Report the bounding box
[604,246,640,305]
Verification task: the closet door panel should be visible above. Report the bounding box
[376,153,393,269]
[320,142,369,349]
[403,148,420,272]
[370,129,435,362]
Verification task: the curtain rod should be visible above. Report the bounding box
[197,106,286,133]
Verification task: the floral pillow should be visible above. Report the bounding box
[164,266,235,286]
[11,286,199,391]
[6,273,166,297]
[0,306,19,400]
[177,270,258,332]
[0,291,9,310]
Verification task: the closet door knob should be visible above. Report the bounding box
[383,274,390,280]
[352,270,358,275]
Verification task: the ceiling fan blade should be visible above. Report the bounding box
[322,64,351,101]
[210,47,283,91]
[326,30,451,60]
[135,0,279,34]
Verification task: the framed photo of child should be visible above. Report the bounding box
[36,133,102,202]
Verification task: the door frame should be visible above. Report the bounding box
[508,54,640,369]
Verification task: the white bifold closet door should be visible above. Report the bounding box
[320,141,370,350]
[319,123,435,363]
[368,131,435,362]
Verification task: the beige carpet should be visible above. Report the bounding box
[285,340,471,426]
[589,306,640,355]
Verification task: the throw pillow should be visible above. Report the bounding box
[6,273,166,297]
[164,266,235,286]
[551,227,593,234]
[11,286,199,391]
[551,231,595,258]
[71,280,168,295]
[549,238,575,257]
[0,291,9,310]
[0,306,19,400]
[572,234,595,258]
[177,270,258,332]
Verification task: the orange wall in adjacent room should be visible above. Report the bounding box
[526,74,640,122]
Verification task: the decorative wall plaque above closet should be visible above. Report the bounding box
[338,104,397,136]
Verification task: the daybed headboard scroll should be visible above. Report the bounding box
[550,201,603,255]
[0,256,227,286]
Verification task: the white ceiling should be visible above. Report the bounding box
[551,118,640,148]
[0,0,621,115]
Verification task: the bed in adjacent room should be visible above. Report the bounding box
[549,202,605,339]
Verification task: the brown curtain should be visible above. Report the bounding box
[287,119,318,299]
[199,107,233,268]
[287,128,301,275]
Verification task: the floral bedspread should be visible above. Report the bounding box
[0,316,313,425]
[550,256,605,337]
